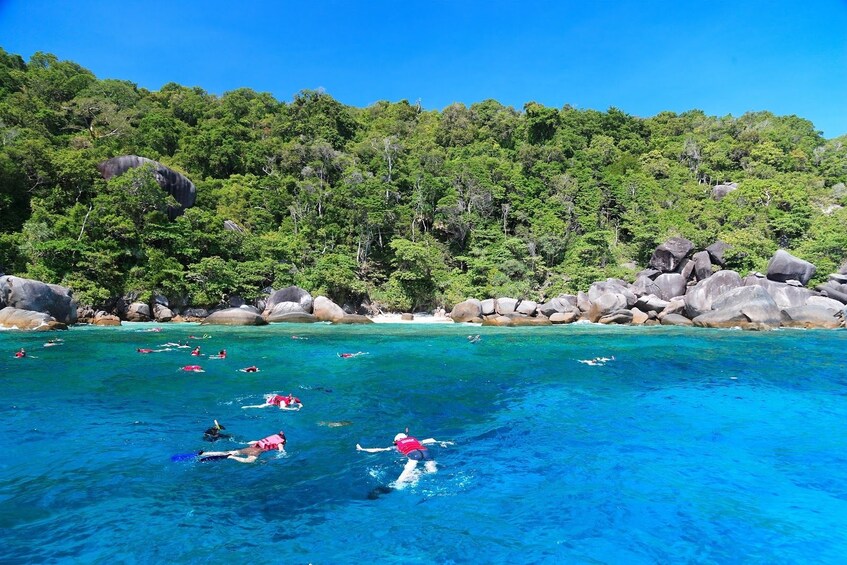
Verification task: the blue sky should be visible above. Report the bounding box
[2,0,846,137]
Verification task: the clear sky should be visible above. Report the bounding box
[2,0,845,138]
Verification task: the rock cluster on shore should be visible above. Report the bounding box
[1,239,845,331]
[449,239,847,330]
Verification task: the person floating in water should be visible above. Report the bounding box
[44,339,63,347]
[467,334,481,343]
[209,349,226,359]
[198,431,287,463]
[338,351,367,358]
[357,432,454,488]
[203,420,231,442]
[182,365,204,372]
[239,366,260,373]
[191,346,201,356]
[577,356,615,366]
[14,348,25,358]
[242,393,303,410]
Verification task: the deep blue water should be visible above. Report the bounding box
[1,322,846,564]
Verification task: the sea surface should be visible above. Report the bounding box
[1,322,846,564]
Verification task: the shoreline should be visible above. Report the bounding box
[369,313,453,324]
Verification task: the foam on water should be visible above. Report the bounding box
[1,323,846,562]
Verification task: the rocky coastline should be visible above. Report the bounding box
[1,238,845,331]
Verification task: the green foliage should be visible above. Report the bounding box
[1,48,845,312]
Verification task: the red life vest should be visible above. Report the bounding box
[268,395,300,407]
[395,436,425,456]
[255,433,285,451]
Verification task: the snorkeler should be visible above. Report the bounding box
[198,431,287,463]
[209,349,226,359]
[338,351,367,358]
[242,393,302,410]
[181,365,204,372]
[191,346,201,356]
[467,334,481,343]
[356,432,454,488]
[14,348,25,358]
[203,420,231,442]
[239,365,260,373]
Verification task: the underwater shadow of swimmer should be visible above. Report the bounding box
[367,485,394,500]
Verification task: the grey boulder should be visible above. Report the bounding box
[766,250,816,285]
[0,275,77,325]
[648,237,694,273]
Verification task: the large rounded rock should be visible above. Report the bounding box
[313,296,345,322]
[806,296,845,312]
[97,155,196,220]
[93,311,121,326]
[691,251,713,281]
[549,311,579,324]
[766,250,816,285]
[516,300,538,316]
[449,299,482,323]
[153,303,174,322]
[648,237,694,273]
[537,297,578,317]
[743,277,814,309]
[660,313,693,326]
[631,274,661,297]
[706,241,730,267]
[0,276,77,325]
[635,294,669,313]
[588,279,636,307]
[266,311,318,323]
[480,299,496,316]
[693,285,781,329]
[653,273,687,301]
[482,314,551,327]
[684,270,743,318]
[0,307,67,331]
[201,307,267,326]
[264,286,313,314]
[780,305,840,329]
[495,298,518,315]
[818,285,847,305]
[711,182,738,200]
[125,302,151,322]
[587,293,629,321]
[263,302,307,321]
[599,309,633,324]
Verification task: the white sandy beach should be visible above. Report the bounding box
[369,313,454,324]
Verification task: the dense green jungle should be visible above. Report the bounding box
[1,48,845,311]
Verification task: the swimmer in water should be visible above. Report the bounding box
[239,366,260,373]
[203,420,231,442]
[181,365,204,372]
[338,351,367,358]
[242,393,303,411]
[467,334,481,343]
[357,431,454,488]
[191,346,201,356]
[14,348,26,358]
[198,431,287,463]
[209,349,226,359]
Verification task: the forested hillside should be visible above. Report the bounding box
[1,49,845,311]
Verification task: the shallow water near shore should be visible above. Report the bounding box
[1,322,846,563]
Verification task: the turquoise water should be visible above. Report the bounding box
[1,322,846,564]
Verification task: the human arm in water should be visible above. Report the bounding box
[419,438,455,447]
[356,443,394,453]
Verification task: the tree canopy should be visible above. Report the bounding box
[1,48,844,310]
